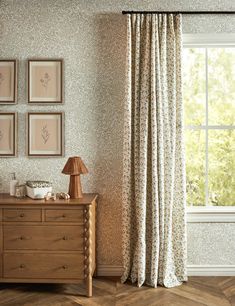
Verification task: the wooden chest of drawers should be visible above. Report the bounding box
[0,193,97,297]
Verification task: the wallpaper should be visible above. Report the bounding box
[188,223,235,265]
[0,0,234,267]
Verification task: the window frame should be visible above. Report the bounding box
[183,34,235,222]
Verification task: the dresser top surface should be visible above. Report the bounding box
[0,193,98,206]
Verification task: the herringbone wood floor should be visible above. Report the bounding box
[0,277,234,306]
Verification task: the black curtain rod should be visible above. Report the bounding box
[122,11,235,15]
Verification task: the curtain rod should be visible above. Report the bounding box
[122,11,235,15]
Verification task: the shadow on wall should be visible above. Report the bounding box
[92,13,126,266]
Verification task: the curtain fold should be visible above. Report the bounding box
[122,13,187,288]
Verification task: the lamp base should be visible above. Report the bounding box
[68,175,83,199]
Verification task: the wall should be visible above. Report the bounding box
[0,0,234,270]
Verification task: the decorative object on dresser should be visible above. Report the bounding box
[62,156,88,199]
[44,192,57,201]
[9,173,18,196]
[28,59,63,104]
[0,112,17,157]
[0,193,97,297]
[15,184,26,198]
[27,112,64,157]
[26,180,52,199]
[0,59,17,104]
[57,192,70,200]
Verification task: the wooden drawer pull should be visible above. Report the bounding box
[53,214,66,219]
[20,264,25,269]
[62,236,69,240]
[62,265,68,270]
[5,215,24,220]
[50,214,67,220]
[18,236,31,240]
[20,213,25,218]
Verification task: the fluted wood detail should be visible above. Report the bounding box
[62,157,88,175]
[62,156,88,199]
[84,206,92,297]
[68,175,83,198]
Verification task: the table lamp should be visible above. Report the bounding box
[62,156,88,198]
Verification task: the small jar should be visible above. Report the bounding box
[15,184,26,198]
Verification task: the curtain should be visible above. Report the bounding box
[122,13,187,288]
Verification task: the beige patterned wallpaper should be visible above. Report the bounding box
[0,0,234,267]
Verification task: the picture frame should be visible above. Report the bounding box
[0,60,17,104]
[28,59,63,104]
[0,112,17,157]
[27,112,64,157]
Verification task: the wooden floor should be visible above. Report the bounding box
[0,277,234,306]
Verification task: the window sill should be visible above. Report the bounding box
[187,207,235,223]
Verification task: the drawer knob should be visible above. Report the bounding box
[62,265,68,270]
[18,236,30,240]
[20,264,25,269]
[62,214,66,218]
[20,213,25,218]
[63,236,68,240]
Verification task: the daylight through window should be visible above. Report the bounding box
[183,45,235,206]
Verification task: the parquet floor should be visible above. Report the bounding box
[0,277,234,306]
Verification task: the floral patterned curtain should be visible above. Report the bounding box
[122,13,187,288]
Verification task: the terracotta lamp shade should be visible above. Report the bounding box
[62,157,88,199]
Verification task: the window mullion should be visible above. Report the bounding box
[205,48,209,206]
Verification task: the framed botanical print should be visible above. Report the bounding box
[0,112,17,156]
[28,59,63,104]
[27,112,64,157]
[0,60,17,104]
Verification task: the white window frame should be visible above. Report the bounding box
[183,34,235,222]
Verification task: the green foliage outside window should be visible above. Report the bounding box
[183,47,235,206]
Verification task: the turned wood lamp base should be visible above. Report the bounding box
[62,156,88,200]
[69,175,83,199]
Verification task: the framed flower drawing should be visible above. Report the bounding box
[27,112,64,157]
[0,60,17,104]
[0,112,17,156]
[28,59,63,104]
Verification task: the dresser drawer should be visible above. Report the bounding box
[45,209,83,223]
[4,253,84,279]
[4,225,84,251]
[3,209,41,222]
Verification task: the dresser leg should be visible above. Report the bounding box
[86,276,92,297]
[93,267,97,277]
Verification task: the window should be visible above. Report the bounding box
[183,35,235,209]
